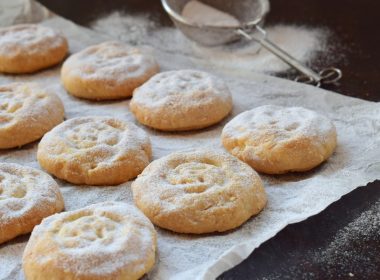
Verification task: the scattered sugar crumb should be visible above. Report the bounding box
[91,11,157,46]
[312,199,380,278]
[90,12,341,75]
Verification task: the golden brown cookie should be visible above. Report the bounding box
[0,82,65,149]
[130,70,233,131]
[37,116,152,185]
[61,41,159,100]
[0,24,68,73]
[23,201,157,280]
[132,150,266,234]
[0,163,64,244]
[222,105,337,174]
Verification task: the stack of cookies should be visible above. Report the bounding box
[0,23,337,280]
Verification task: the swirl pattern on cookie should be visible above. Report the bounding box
[0,24,68,73]
[0,163,64,244]
[130,70,233,131]
[22,202,157,280]
[132,150,266,234]
[222,105,337,174]
[0,82,65,149]
[61,41,159,100]
[37,116,151,185]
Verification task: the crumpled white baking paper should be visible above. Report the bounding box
[0,1,379,279]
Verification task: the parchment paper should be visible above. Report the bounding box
[1,1,380,279]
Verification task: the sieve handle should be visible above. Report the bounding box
[236,26,342,87]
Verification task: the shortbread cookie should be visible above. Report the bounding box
[222,105,337,174]
[37,116,151,185]
[132,150,266,234]
[130,70,233,131]
[0,83,65,149]
[0,163,64,244]
[61,41,159,100]
[0,24,68,73]
[23,201,157,280]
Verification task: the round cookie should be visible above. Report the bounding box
[0,163,64,244]
[0,82,65,149]
[132,150,266,234]
[61,41,159,100]
[23,201,157,280]
[222,105,337,174]
[37,116,152,185]
[130,70,233,131]
[0,24,68,73]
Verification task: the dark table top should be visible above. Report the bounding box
[37,0,380,279]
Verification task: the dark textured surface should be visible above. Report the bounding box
[37,0,380,279]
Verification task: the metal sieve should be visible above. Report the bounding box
[161,0,342,87]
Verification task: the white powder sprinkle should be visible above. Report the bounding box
[0,4,379,280]
[91,13,331,75]
[312,199,380,277]
[131,69,231,109]
[0,24,66,55]
[181,0,240,27]
[260,198,380,279]
[0,163,63,240]
[222,105,335,140]
[91,11,157,46]
[23,201,156,277]
[62,41,158,83]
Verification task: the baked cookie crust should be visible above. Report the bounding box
[130,70,233,131]
[132,150,266,234]
[0,24,68,73]
[222,105,337,174]
[37,116,151,185]
[23,202,156,280]
[61,41,159,100]
[0,82,64,149]
[0,163,64,244]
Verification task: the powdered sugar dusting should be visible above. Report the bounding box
[0,163,63,238]
[181,0,240,27]
[132,70,232,108]
[38,116,151,174]
[133,150,261,210]
[0,7,379,280]
[0,82,62,128]
[62,41,158,82]
[132,149,265,233]
[309,199,380,278]
[91,13,331,75]
[24,201,156,277]
[223,105,335,140]
[0,24,65,55]
[262,198,380,279]
[91,12,157,46]
[192,25,329,75]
